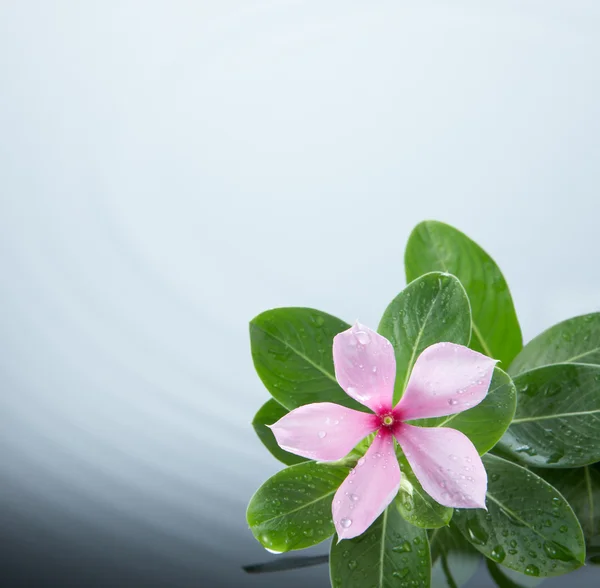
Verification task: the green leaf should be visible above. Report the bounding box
[247,461,348,552]
[329,505,431,588]
[405,220,522,366]
[509,313,600,376]
[453,454,585,577]
[378,272,471,404]
[535,466,600,563]
[396,454,453,529]
[486,560,544,588]
[412,367,516,455]
[252,399,308,466]
[429,525,481,588]
[496,363,600,468]
[250,308,366,411]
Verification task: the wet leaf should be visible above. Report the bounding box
[486,560,543,587]
[509,313,600,375]
[330,504,430,587]
[536,466,600,563]
[378,271,471,404]
[247,461,347,552]
[497,363,600,468]
[405,220,522,367]
[250,308,366,411]
[453,455,585,577]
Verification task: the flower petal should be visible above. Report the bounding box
[332,429,400,541]
[394,423,487,509]
[333,322,396,413]
[395,343,497,420]
[269,402,378,462]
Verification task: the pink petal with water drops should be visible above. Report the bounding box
[269,402,379,462]
[394,423,487,509]
[395,343,497,421]
[332,429,400,541]
[333,322,396,413]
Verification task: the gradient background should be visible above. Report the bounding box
[1,1,599,587]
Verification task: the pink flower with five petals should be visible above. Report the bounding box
[270,322,497,541]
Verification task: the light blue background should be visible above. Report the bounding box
[1,1,598,586]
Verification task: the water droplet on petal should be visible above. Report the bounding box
[449,454,458,461]
[318,431,327,439]
[357,457,366,467]
[448,398,459,406]
[349,493,360,502]
[340,518,352,529]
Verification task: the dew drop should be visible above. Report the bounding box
[357,457,366,467]
[348,559,358,570]
[449,454,458,461]
[448,398,459,406]
[265,548,283,554]
[318,431,327,439]
[392,541,412,553]
[392,568,410,579]
[524,564,540,577]
[466,518,489,546]
[349,493,360,502]
[490,545,506,563]
[340,518,352,529]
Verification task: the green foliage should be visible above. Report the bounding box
[378,272,471,403]
[497,364,600,468]
[250,308,365,411]
[405,220,522,366]
[453,455,585,577]
[246,220,600,588]
[510,313,600,375]
[330,505,431,587]
[247,462,348,552]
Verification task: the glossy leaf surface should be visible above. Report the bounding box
[378,272,471,403]
[453,455,585,577]
[509,313,600,375]
[247,461,347,552]
[330,505,430,587]
[405,220,522,366]
[497,363,600,468]
[538,466,600,563]
[250,308,366,411]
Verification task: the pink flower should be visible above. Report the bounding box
[270,322,497,541]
